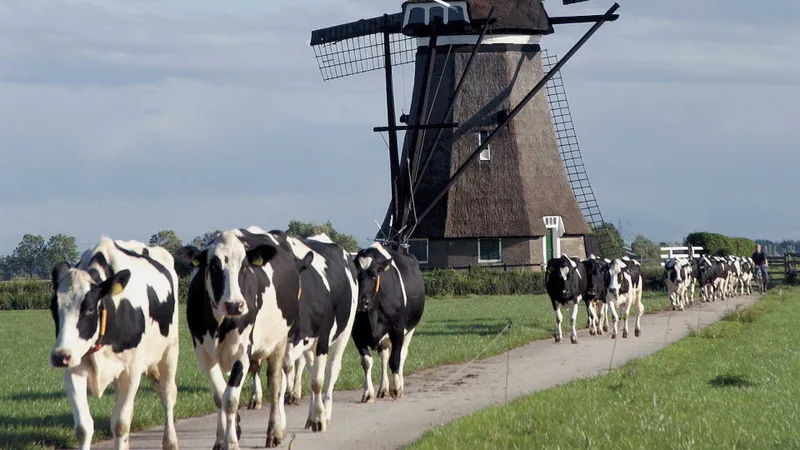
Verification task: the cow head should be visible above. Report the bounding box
[177,229,281,318]
[583,257,608,300]
[353,243,392,312]
[606,258,628,297]
[49,261,131,368]
[545,255,582,301]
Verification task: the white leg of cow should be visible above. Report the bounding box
[222,354,250,450]
[194,347,227,449]
[554,306,563,343]
[157,343,180,450]
[598,302,607,335]
[359,353,375,403]
[606,296,620,339]
[322,336,350,428]
[395,328,416,399]
[110,367,144,450]
[288,351,309,406]
[634,288,644,337]
[377,346,390,399]
[587,301,597,336]
[621,295,633,338]
[266,345,287,448]
[305,353,327,432]
[64,371,93,450]
[569,300,579,344]
[249,368,263,410]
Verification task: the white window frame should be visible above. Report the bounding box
[408,238,429,264]
[478,238,503,263]
[543,216,564,260]
[478,130,491,161]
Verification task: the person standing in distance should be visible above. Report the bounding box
[752,244,769,290]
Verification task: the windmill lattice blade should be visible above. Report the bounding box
[311,33,416,81]
[543,49,616,257]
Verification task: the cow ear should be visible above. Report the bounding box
[177,245,205,267]
[51,262,71,288]
[100,269,131,298]
[248,243,278,267]
[296,251,314,272]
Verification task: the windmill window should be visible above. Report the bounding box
[408,239,429,264]
[478,238,502,263]
[409,7,426,25]
[477,130,491,161]
[430,6,445,23]
[448,6,466,22]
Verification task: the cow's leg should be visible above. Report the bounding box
[553,304,563,343]
[110,367,144,450]
[222,355,250,450]
[388,326,406,399]
[607,296,620,339]
[634,288,644,337]
[322,332,350,429]
[394,327,416,399]
[282,340,307,406]
[569,299,580,344]
[305,351,328,432]
[287,350,310,406]
[621,294,633,338]
[358,346,376,403]
[157,342,179,450]
[597,301,606,335]
[64,371,93,450]
[248,359,263,410]
[194,346,228,449]
[586,300,596,336]
[377,342,390,399]
[265,341,288,448]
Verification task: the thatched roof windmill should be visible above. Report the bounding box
[310,0,620,269]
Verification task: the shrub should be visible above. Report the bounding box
[685,232,755,257]
[0,278,53,310]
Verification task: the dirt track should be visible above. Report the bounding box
[96,293,761,450]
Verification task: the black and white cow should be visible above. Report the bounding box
[545,254,588,344]
[664,257,692,311]
[245,231,358,433]
[711,257,731,301]
[740,257,754,295]
[49,237,179,450]
[605,256,644,339]
[696,256,720,302]
[177,227,302,449]
[582,255,610,336]
[352,242,425,402]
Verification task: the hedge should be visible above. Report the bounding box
[685,232,756,257]
[1,266,673,311]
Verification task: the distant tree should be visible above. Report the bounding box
[590,223,624,259]
[0,255,17,281]
[286,220,360,253]
[191,231,221,248]
[631,233,661,259]
[45,234,80,269]
[149,230,183,255]
[12,234,48,278]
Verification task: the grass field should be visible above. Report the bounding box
[409,289,795,450]
[0,292,670,450]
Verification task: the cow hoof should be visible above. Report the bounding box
[304,420,325,432]
[265,435,283,448]
[622,330,629,339]
[360,392,376,403]
[635,329,641,337]
[212,443,223,450]
[554,335,561,343]
[284,394,301,406]
[611,334,617,339]
[589,329,595,336]
[377,388,389,399]
[248,398,262,410]
[597,330,604,336]
[162,440,179,450]
[571,336,578,344]
[602,325,609,332]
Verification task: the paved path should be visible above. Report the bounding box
[100,294,761,450]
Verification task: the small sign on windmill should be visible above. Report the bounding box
[310,1,622,268]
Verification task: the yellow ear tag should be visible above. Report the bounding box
[384,264,391,272]
[192,259,200,267]
[375,275,381,294]
[99,308,108,338]
[111,282,124,296]
[297,286,302,301]
[253,256,264,266]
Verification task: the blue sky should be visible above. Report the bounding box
[0,0,798,254]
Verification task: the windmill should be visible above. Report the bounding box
[310,0,621,268]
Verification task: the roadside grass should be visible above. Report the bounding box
[0,292,670,450]
[409,289,793,450]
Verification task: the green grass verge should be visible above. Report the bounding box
[0,293,669,450]
[409,289,796,450]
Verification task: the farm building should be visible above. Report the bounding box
[378,0,593,269]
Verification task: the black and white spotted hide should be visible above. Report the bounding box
[605,257,644,339]
[582,256,610,336]
[545,255,587,344]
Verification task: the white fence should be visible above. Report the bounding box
[659,246,704,266]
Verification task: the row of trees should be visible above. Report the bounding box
[0,220,360,281]
[755,239,800,256]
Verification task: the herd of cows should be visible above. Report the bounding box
[544,253,761,347]
[45,228,764,450]
[47,227,424,450]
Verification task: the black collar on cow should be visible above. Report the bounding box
[86,297,109,356]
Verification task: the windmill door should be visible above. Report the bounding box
[545,229,554,261]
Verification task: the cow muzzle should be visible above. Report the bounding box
[223,300,247,316]
[50,350,73,368]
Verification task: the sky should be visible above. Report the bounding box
[0,0,798,255]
